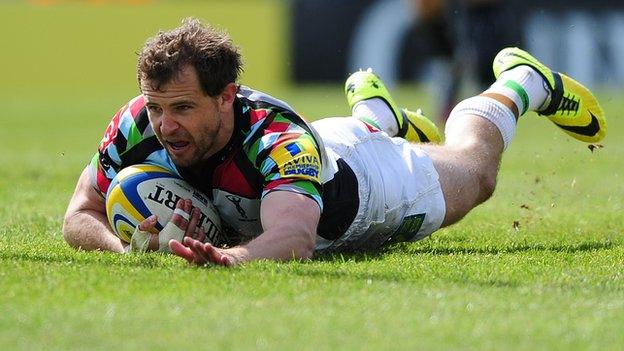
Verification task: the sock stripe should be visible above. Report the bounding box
[352,99,399,136]
[503,80,529,115]
[357,115,381,130]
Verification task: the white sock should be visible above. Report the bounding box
[352,98,399,136]
[445,96,517,149]
[484,65,551,115]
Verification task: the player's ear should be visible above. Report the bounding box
[217,83,238,111]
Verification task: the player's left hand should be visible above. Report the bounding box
[169,237,236,267]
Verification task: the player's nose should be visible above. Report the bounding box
[160,112,180,136]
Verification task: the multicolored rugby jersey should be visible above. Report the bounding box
[90,87,358,245]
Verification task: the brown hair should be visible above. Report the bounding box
[137,18,243,96]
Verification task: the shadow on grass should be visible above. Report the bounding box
[4,243,622,292]
[313,239,616,262]
[1,239,618,289]
[2,239,615,267]
[395,240,616,256]
[286,240,621,291]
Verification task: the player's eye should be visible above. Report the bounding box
[176,105,192,111]
[147,105,162,114]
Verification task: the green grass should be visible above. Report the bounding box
[2,2,624,350]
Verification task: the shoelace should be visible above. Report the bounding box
[558,94,580,115]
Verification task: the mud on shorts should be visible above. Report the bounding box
[311,117,446,253]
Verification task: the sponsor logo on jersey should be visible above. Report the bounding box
[225,195,250,220]
[389,213,426,243]
[217,192,259,224]
[285,142,302,156]
[281,155,320,179]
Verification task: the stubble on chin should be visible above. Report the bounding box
[194,116,222,163]
[173,133,217,168]
[161,114,224,168]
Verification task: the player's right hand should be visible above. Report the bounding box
[126,214,158,253]
[127,199,206,253]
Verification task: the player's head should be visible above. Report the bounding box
[137,17,243,97]
[137,18,243,167]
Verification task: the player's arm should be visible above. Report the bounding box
[235,190,320,261]
[170,109,323,265]
[64,167,207,253]
[170,190,320,266]
[62,167,125,253]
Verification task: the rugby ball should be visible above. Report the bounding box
[105,164,223,245]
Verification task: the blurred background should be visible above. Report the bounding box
[1,3,622,349]
[1,0,621,122]
[1,0,621,203]
[292,0,624,120]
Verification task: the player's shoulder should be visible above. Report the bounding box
[99,95,151,152]
[112,95,147,123]
[125,95,148,119]
[237,86,297,114]
[237,88,322,172]
[237,86,313,138]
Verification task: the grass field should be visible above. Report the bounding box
[1,2,624,350]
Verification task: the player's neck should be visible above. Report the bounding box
[214,109,236,150]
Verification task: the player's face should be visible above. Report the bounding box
[141,65,235,168]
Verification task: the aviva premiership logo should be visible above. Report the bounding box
[276,139,321,181]
[282,155,320,179]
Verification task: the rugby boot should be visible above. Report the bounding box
[401,108,443,143]
[493,47,606,142]
[345,68,442,143]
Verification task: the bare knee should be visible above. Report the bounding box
[459,139,500,204]
[477,167,497,203]
[422,142,501,227]
[448,142,499,204]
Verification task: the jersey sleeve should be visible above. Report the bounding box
[88,95,171,196]
[247,110,324,210]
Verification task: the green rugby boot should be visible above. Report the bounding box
[493,47,606,143]
[345,68,442,143]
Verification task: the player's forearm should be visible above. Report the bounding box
[228,225,316,263]
[62,209,124,253]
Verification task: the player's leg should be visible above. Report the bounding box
[344,69,443,143]
[420,47,606,226]
[419,99,508,226]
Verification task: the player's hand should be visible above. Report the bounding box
[157,199,206,252]
[169,237,235,267]
[170,199,207,242]
[126,215,158,253]
[127,199,205,253]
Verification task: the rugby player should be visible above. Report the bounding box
[62,18,606,266]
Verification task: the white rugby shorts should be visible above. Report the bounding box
[311,117,446,252]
